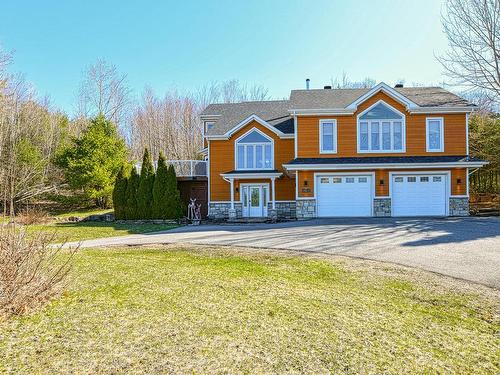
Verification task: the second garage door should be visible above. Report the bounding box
[316,175,373,217]
[392,174,447,216]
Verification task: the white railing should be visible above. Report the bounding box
[136,160,207,177]
[166,160,207,177]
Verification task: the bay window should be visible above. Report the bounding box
[358,101,405,152]
[236,129,273,170]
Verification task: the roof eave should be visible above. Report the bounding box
[283,161,489,171]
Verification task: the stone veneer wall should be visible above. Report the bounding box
[296,199,316,219]
[449,197,469,216]
[267,202,296,219]
[208,202,242,219]
[373,198,391,217]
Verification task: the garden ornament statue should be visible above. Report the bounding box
[187,198,201,225]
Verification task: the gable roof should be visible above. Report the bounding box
[201,85,474,136]
[290,86,472,111]
[201,100,293,137]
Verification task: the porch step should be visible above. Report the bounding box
[228,217,269,224]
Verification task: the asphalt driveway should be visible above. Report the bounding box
[68,217,500,288]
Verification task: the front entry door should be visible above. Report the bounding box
[242,185,268,217]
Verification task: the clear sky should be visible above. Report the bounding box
[1,0,449,114]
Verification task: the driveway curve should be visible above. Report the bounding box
[67,217,500,288]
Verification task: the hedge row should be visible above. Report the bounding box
[112,149,184,220]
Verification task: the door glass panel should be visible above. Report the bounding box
[250,188,259,207]
[262,187,268,205]
[242,187,248,207]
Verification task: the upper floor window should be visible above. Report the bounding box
[357,101,405,153]
[319,119,337,153]
[235,129,273,170]
[426,117,444,152]
[204,121,215,134]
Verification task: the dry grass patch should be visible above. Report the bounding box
[0,245,498,374]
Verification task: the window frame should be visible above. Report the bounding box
[234,128,274,170]
[319,119,338,154]
[204,121,215,135]
[356,100,406,153]
[426,117,444,152]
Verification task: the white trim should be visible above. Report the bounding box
[319,119,338,154]
[283,161,487,171]
[289,109,355,116]
[466,113,469,155]
[426,117,445,152]
[207,141,211,205]
[347,82,419,111]
[293,114,298,158]
[234,127,274,170]
[289,107,474,116]
[356,100,406,153]
[200,114,221,120]
[220,172,282,179]
[314,172,376,216]
[295,171,299,200]
[408,107,475,114]
[206,114,294,140]
[389,171,451,216]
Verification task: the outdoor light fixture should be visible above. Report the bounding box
[304,180,308,186]
[235,187,239,193]
[380,179,384,185]
[457,178,462,184]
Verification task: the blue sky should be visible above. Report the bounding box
[1,0,449,114]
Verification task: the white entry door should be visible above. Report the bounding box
[392,174,447,216]
[241,185,268,217]
[316,175,373,217]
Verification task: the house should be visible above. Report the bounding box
[200,82,487,220]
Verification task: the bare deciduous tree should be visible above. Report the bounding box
[438,0,500,105]
[330,72,376,89]
[77,58,132,126]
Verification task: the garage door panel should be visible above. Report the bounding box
[392,174,446,216]
[317,175,372,217]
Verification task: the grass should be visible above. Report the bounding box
[49,207,113,219]
[26,221,178,243]
[0,245,498,374]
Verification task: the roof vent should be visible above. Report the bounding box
[324,85,332,89]
[306,78,310,90]
[395,83,404,88]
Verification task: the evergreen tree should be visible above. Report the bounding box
[112,164,130,219]
[125,166,140,219]
[165,164,184,219]
[136,148,155,219]
[56,114,127,207]
[152,152,169,219]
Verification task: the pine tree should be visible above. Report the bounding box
[125,166,140,219]
[152,152,169,219]
[165,164,184,219]
[112,164,130,219]
[137,148,155,219]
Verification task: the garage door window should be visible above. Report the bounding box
[420,177,429,182]
[358,177,367,183]
[394,177,403,182]
[320,177,329,184]
[407,177,416,182]
[346,177,355,183]
[333,178,342,183]
[433,176,442,182]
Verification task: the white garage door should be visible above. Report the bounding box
[392,174,447,216]
[317,175,372,217]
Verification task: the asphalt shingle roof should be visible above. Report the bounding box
[200,86,472,136]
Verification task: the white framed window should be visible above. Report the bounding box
[235,128,274,170]
[357,101,405,153]
[204,121,215,135]
[319,119,337,154]
[426,117,444,152]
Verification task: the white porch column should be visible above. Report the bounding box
[229,178,235,209]
[271,177,276,209]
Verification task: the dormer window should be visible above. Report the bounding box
[357,101,405,153]
[204,121,215,134]
[235,129,273,170]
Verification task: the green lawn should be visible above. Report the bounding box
[0,246,498,373]
[26,221,178,243]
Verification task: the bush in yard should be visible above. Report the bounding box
[152,152,169,219]
[165,164,184,219]
[56,114,128,208]
[125,166,140,219]
[137,148,155,219]
[0,225,75,319]
[112,164,130,220]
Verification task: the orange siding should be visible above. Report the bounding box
[297,168,467,198]
[209,120,295,201]
[297,91,467,158]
